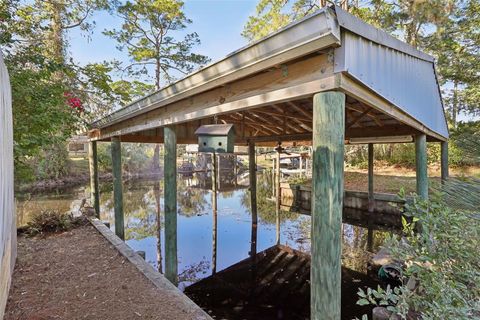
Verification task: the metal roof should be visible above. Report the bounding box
[194,124,234,136]
[333,6,448,138]
[91,5,448,140]
[91,7,340,129]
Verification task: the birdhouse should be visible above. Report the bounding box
[194,124,235,153]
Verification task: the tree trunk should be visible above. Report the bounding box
[152,57,161,172]
[452,81,458,128]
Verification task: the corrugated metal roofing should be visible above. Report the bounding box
[334,6,448,138]
[91,5,448,140]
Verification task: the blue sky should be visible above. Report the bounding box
[68,0,258,71]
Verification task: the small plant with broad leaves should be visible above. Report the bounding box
[356,187,480,319]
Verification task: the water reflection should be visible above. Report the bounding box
[16,171,395,315]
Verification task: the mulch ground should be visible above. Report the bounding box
[5,223,204,320]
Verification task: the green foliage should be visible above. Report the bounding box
[6,48,80,181]
[36,143,70,179]
[2,0,120,183]
[97,142,155,173]
[448,121,480,166]
[357,192,480,319]
[104,0,210,89]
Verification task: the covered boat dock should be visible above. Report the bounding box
[88,6,449,319]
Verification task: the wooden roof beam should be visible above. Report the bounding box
[271,104,313,131]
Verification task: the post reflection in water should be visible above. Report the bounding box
[211,153,218,276]
[16,168,397,318]
[153,181,163,273]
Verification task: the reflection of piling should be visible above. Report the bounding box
[154,182,163,273]
[111,136,124,240]
[275,144,281,245]
[368,143,374,213]
[212,152,218,275]
[248,142,258,260]
[88,141,100,217]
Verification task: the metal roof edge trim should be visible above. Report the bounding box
[343,72,448,140]
[91,7,340,129]
[432,64,450,136]
[333,5,434,63]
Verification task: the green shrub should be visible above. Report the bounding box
[357,191,480,319]
[26,210,82,235]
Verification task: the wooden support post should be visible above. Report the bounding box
[212,152,218,275]
[111,136,124,240]
[441,141,449,183]
[311,91,345,320]
[248,141,258,259]
[275,145,281,245]
[415,134,428,200]
[164,126,178,285]
[88,141,100,217]
[368,143,374,213]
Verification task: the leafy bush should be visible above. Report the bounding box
[357,191,480,319]
[26,210,82,235]
[36,142,70,179]
[449,121,480,167]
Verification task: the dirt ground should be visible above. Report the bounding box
[5,223,205,320]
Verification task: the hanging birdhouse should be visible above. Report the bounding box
[194,124,235,153]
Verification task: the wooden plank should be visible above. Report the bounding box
[88,141,100,217]
[346,108,371,129]
[111,136,124,240]
[415,134,428,200]
[272,104,313,131]
[164,126,178,285]
[441,141,449,183]
[254,108,313,123]
[311,91,345,320]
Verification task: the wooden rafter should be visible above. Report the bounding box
[252,109,312,123]
[348,103,384,127]
[286,101,313,119]
[346,108,371,129]
[230,112,282,135]
[251,109,304,134]
[272,104,313,131]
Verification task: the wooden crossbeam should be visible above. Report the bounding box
[346,108,371,129]
[286,101,313,119]
[252,109,312,123]
[251,110,303,134]
[348,103,384,127]
[272,104,313,131]
[236,113,282,135]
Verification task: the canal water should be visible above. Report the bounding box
[16,171,395,319]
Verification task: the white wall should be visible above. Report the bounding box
[0,51,16,318]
